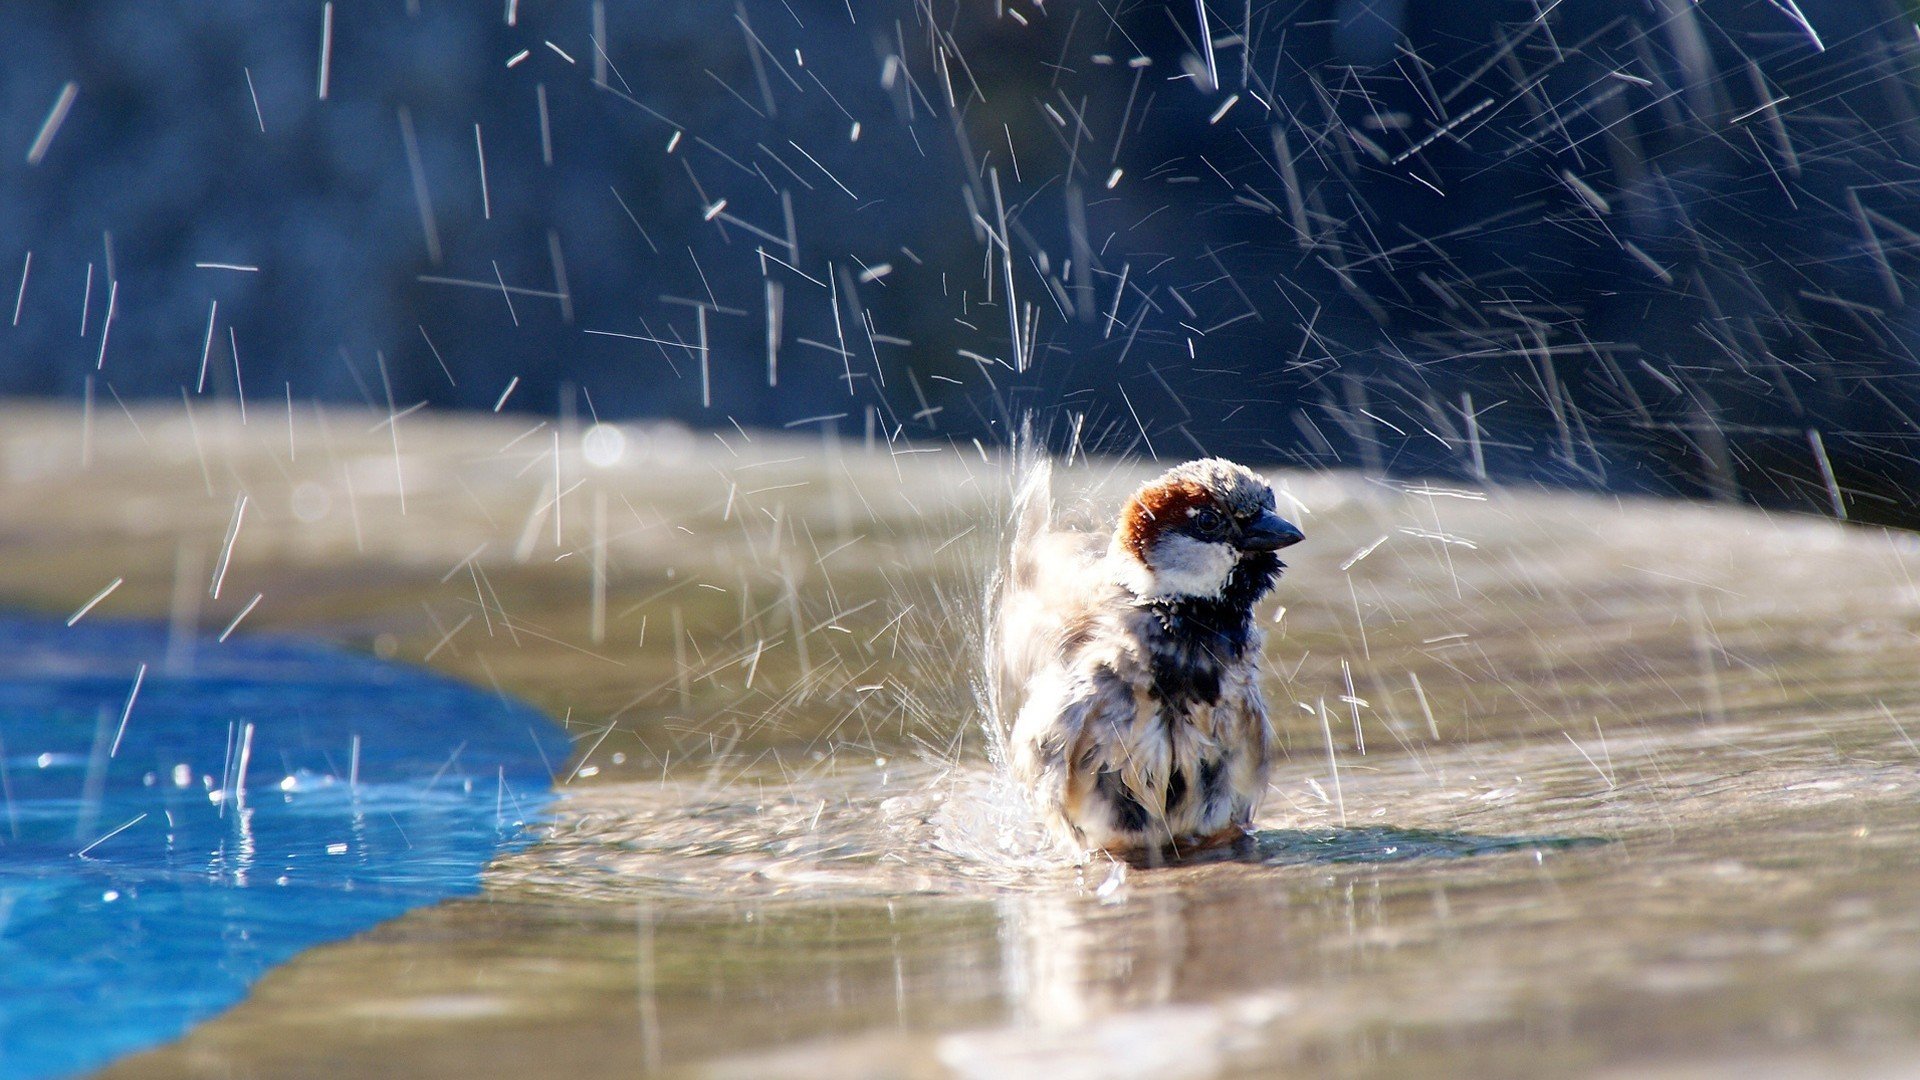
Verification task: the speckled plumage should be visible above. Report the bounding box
[1000,459,1303,857]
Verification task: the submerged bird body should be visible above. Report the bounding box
[1000,459,1303,856]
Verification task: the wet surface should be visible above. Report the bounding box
[0,406,1915,1077]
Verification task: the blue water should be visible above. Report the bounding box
[0,618,570,1079]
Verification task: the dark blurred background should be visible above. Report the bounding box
[6,1,1920,525]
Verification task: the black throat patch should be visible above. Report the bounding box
[1140,551,1282,708]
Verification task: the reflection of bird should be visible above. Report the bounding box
[999,459,1304,857]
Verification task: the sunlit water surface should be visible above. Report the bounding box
[2,409,1917,1078]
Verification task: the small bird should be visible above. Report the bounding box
[998,458,1303,857]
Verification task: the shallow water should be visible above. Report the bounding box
[0,616,567,1079]
[0,406,1917,1077]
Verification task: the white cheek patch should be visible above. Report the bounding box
[1132,532,1238,599]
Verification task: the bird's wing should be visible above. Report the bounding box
[1009,662,1135,842]
[991,457,1105,732]
[1214,651,1275,822]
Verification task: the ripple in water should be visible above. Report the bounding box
[505,760,1068,902]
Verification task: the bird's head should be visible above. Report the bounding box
[1112,458,1304,605]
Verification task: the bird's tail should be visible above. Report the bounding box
[1006,452,1053,591]
[981,427,1054,750]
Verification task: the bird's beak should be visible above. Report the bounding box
[1240,510,1305,551]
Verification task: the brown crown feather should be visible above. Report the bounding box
[1117,479,1214,562]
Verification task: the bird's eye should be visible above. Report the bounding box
[1191,508,1224,535]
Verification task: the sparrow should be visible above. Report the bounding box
[998,458,1303,857]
